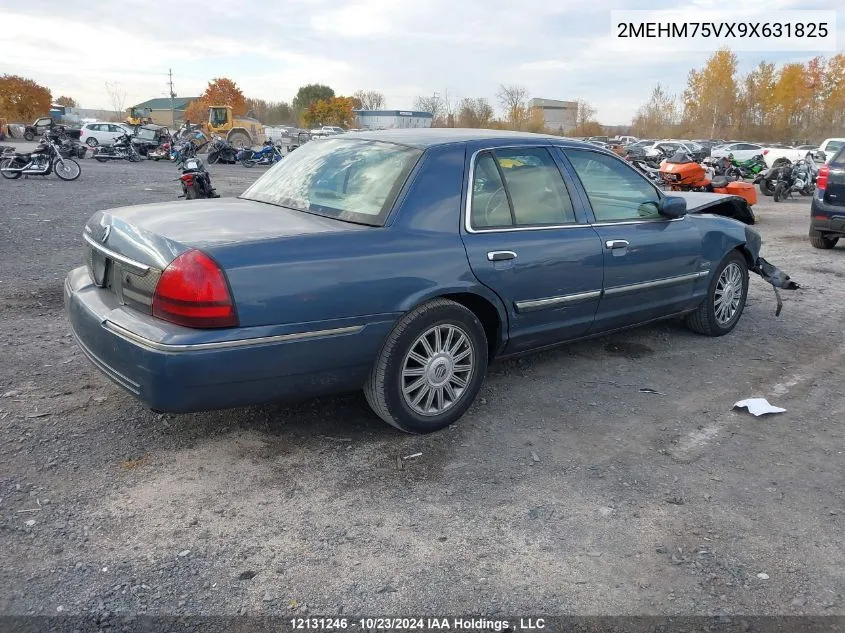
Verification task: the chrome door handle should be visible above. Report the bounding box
[487,250,517,262]
[605,240,629,250]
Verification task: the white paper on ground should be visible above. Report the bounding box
[733,398,786,416]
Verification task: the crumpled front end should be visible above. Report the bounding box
[744,226,800,316]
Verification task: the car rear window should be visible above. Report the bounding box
[241,138,422,226]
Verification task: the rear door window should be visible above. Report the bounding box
[469,147,577,229]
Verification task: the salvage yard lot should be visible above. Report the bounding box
[1,158,844,616]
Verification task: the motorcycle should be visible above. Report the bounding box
[658,152,757,206]
[93,133,141,162]
[207,136,238,164]
[147,142,171,161]
[170,139,199,166]
[727,154,767,180]
[178,156,219,200]
[237,140,283,167]
[755,157,793,196]
[0,135,81,181]
[772,157,817,202]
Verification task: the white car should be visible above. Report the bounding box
[710,142,805,167]
[817,138,844,163]
[78,122,134,147]
[643,140,704,159]
[309,126,346,137]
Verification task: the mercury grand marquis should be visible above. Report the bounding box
[65,129,796,434]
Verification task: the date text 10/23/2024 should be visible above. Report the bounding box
[290,617,547,631]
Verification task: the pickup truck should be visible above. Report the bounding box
[817,138,844,163]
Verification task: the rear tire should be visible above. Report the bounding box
[185,184,197,200]
[809,233,839,249]
[758,178,775,196]
[24,131,34,141]
[86,137,98,147]
[685,251,749,337]
[364,298,488,434]
[95,154,109,163]
[0,158,21,179]
[243,159,256,168]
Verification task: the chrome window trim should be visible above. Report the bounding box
[102,320,364,353]
[463,144,681,234]
[463,145,584,234]
[603,270,709,297]
[515,290,602,313]
[83,232,150,275]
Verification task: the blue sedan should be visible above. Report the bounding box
[65,129,796,433]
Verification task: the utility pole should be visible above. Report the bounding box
[168,69,176,126]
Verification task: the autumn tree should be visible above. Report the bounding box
[631,84,678,138]
[302,96,357,128]
[353,90,386,110]
[0,75,52,121]
[456,97,494,128]
[682,48,738,138]
[55,95,78,108]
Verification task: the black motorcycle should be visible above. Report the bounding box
[178,157,219,199]
[93,133,141,162]
[207,136,238,164]
[755,157,792,196]
[0,135,81,180]
[54,133,87,160]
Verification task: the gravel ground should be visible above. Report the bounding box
[0,154,843,620]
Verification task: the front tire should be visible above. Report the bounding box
[810,232,839,249]
[364,298,488,434]
[759,178,775,196]
[685,252,749,337]
[86,137,98,147]
[24,131,34,141]
[53,158,81,181]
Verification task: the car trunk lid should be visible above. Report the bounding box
[82,197,365,314]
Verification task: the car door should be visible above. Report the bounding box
[460,146,604,353]
[559,148,707,332]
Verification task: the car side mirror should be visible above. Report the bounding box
[657,196,687,218]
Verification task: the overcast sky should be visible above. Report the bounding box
[1,0,842,125]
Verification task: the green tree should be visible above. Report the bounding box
[292,84,335,112]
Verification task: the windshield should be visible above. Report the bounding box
[241,138,422,226]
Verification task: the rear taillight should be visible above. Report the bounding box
[817,164,829,192]
[152,250,237,328]
[762,149,769,155]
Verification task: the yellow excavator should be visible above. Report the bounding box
[125,107,153,126]
[204,105,265,147]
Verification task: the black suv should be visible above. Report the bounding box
[810,146,845,249]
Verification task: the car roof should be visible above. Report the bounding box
[346,127,591,149]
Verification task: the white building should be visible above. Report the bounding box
[354,110,433,130]
[528,98,577,134]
